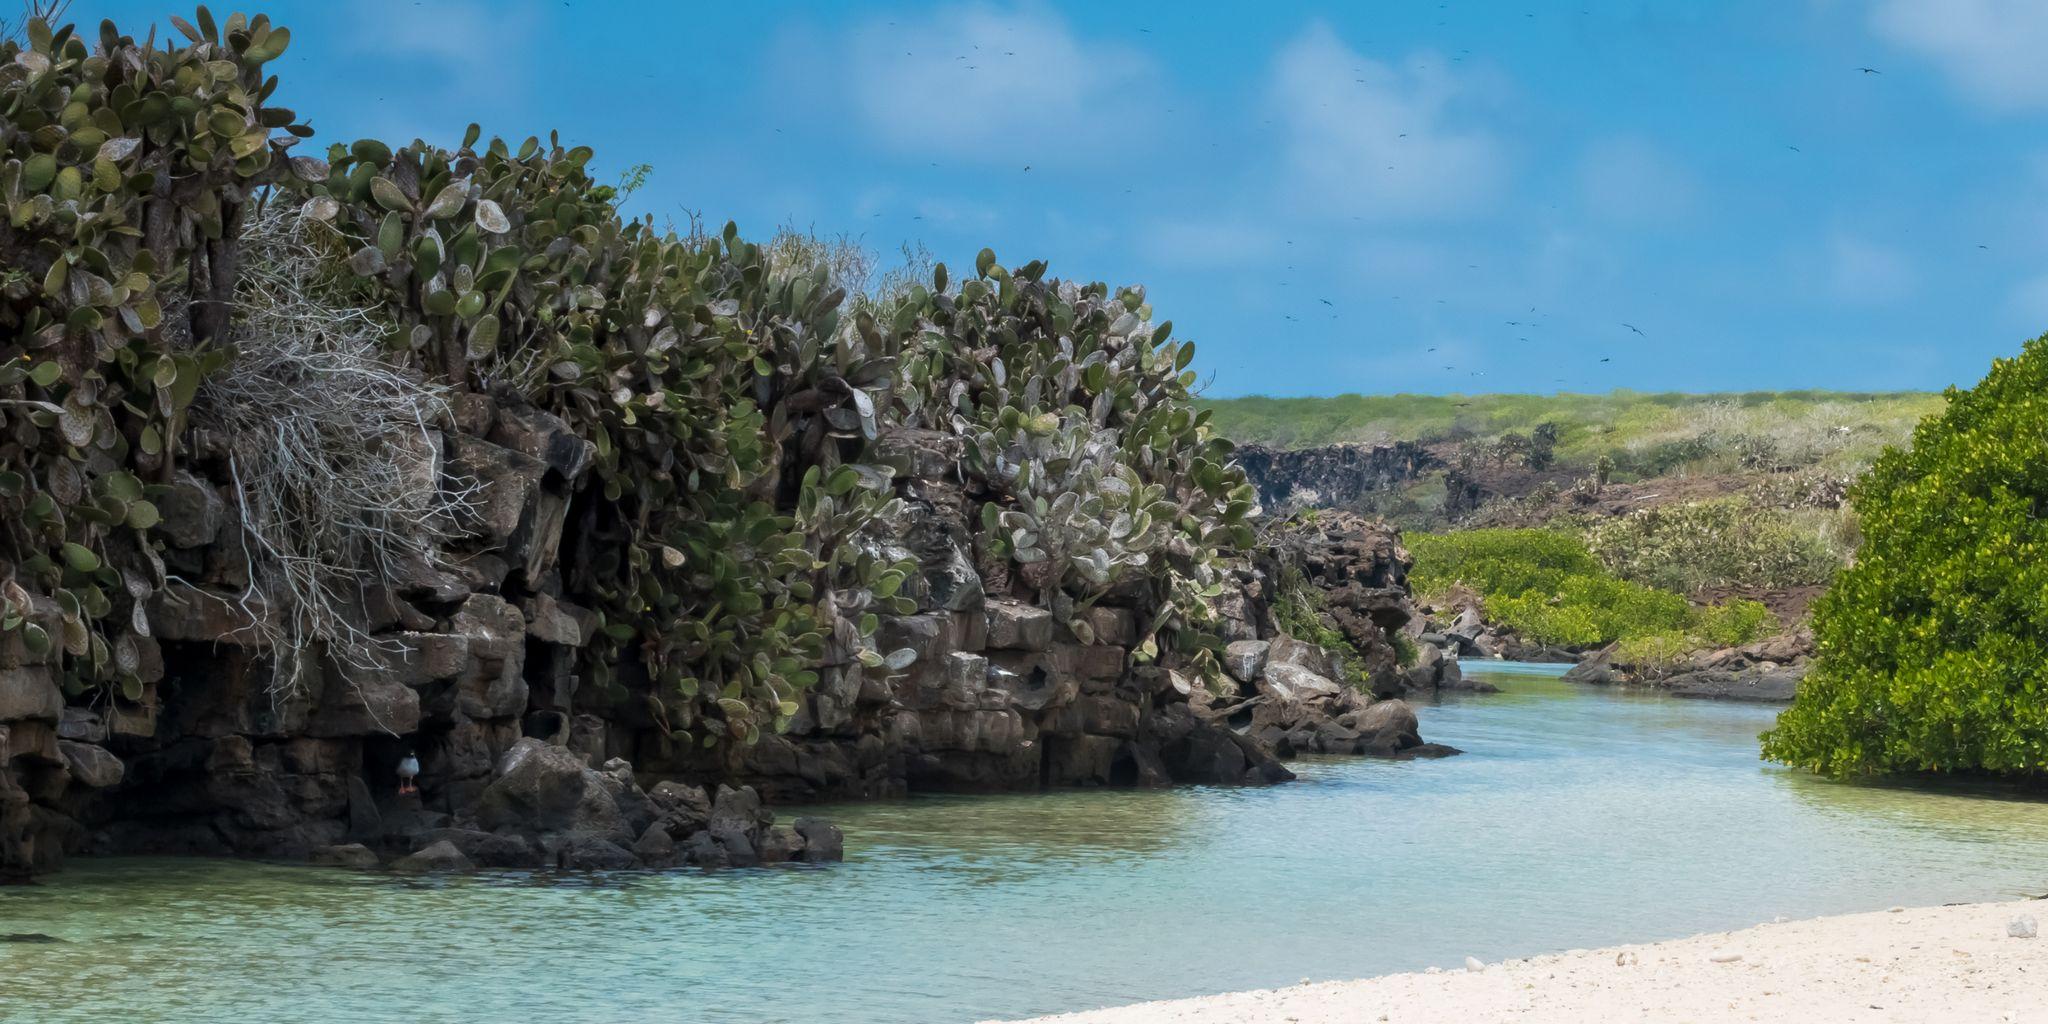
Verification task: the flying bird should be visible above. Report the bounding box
[1622,323,1645,337]
[1856,66,1881,74]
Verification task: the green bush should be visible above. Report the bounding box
[1583,498,1844,594]
[1694,599,1777,648]
[1408,528,1775,653]
[1407,528,1602,601]
[1763,337,2048,777]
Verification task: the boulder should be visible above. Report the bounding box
[711,826,760,867]
[920,543,984,614]
[707,784,769,836]
[1266,635,1335,678]
[156,471,226,549]
[474,738,632,845]
[489,403,596,482]
[1259,662,1342,702]
[523,593,596,647]
[940,651,987,709]
[56,707,107,743]
[681,830,729,868]
[390,839,474,873]
[448,436,546,547]
[417,827,538,868]
[1665,665,1804,703]
[0,667,61,722]
[447,596,528,719]
[1081,606,1138,647]
[1402,642,1443,690]
[1563,647,1628,686]
[56,741,123,789]
[985,600,1053,650]
[756,824,803,863]
[1223,640,1270,683]
[794,817,844,863]
[648,781,713,832]
[307,668,420,738]
[632,822,677,866]
[1449,605,1485,640]
[1351,699,1423,755]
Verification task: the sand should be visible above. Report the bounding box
[995,900,2048,1024]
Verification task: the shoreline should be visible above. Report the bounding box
[993,899,2046,1023]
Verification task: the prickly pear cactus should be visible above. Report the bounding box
[2,5,1250,747]
[893,254,1257,682]
[0,8,304,699]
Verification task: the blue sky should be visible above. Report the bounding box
[84,1,2048,396]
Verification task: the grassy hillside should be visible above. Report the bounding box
[1203,390,1940,477]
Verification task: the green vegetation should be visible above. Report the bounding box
[1764,338,2048,777]
[1581,498,1850,594]
[1407,528,1775,662]
[1204,390,1940,479]
[0,8,1253,746]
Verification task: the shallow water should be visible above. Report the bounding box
[6,662,2048,1024]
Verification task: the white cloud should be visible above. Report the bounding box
[1823,233,1917,303]
[1267,23,1506,221]
[1577,138,1699,225]
[1871,0,2048,110]
[841,5,1160,164]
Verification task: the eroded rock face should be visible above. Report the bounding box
[1236,442,1436,512]
[6,393,1456,881]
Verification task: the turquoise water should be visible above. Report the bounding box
[6,661,2048,1024]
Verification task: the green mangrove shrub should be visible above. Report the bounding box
[1763,337,2048,777]
[1407,528,1774,656]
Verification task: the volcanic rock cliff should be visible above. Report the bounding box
[1234,442,1437,512]
[2,411,1449,879]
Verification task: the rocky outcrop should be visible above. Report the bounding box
[5,414,1456,880]
[1236,442,1436,512]
[1661,631,1813,703]
[1563,631,1812,703]
[1,394,839,877]
[1412,595,1582,675]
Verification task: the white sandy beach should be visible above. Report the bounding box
[997,900,2048,1024]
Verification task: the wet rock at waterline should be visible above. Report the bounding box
[1558,633,1812,703]
[391,840,474,874]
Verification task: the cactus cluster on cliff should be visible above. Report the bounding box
[0,8,1252,751]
